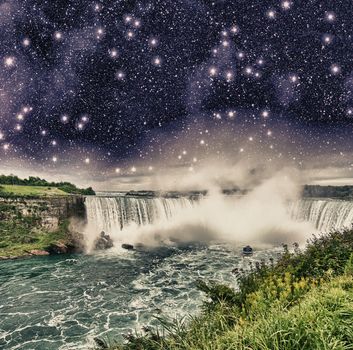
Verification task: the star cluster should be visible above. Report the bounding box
[1,0,353,179]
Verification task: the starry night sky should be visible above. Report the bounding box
[1,0,353,188]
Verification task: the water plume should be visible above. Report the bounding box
[83,169,316,251]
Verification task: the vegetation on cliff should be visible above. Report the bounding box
[303,184,353,199]
[0,207,70,258]
[105,230,353,350]
[0,184,68,198]
[0,197,85,258]
[0,174,95,197]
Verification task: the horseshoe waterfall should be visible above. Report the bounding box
[84,194,353,235]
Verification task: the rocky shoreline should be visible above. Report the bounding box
[0,230,86,260]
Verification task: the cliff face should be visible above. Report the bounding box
[0,196,85,231]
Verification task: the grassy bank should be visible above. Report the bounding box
[0,184,68,197]
[0,174,95,196]
[104,231,353,350]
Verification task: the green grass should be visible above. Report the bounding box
[104,231,353,350]
[0,184,67,197]
[112,276,353,350]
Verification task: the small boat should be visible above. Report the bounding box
[242,245,253,256]
[121,243,134,250]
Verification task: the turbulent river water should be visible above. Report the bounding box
[2,194,353,349]
[0,244,277,349]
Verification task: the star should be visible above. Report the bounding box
[149,37,158,47]
[289,74,299,83]
[281,1,292,10]
[230,25,239,34]
[61,115,69,123]
[226,70,234,81]
[4,56,15,68]
[209,66,218,77]
[323,34,333,45]
[22,38,31,47]
[116,70,126,80]
[54,31,63,40]
[262,110,270,118]
[266,10,276,19]
[109,48,118,58]
[325,11,336,22]
[330,64,341,75]
[152,56,162,66]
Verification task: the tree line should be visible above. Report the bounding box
[0,175,95,195]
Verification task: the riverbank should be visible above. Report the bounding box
[109,230,353,350]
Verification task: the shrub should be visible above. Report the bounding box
[345,253,353,276]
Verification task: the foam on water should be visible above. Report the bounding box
[0,245,277,349]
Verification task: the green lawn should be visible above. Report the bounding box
[0,184,67,197]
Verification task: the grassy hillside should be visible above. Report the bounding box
[103,231,353,350]
[0,174,95,196]
[0,184,67,197]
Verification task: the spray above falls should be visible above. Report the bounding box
[84,191,353,250]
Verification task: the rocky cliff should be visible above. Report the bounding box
[0,195,86,258]
[0,195,85,230]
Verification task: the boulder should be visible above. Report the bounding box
[121,243,134,250]
[68,231,86,253]
[94,231,114,250]
[29,250,50,256]
[48,242,69,254]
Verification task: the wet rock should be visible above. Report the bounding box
[29,250,50,256]
[121,243,134,250]
[231,267,239,275]
[94,231,114,250]
[68,231,86,253]
[48,242,69,254]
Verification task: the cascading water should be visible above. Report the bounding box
[85,195,195,234]
[291,198,353,232]
[85,194,353,238]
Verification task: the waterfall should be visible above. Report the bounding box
[85,195,353,238]
[85,195,195,234]
[291,199,353,232]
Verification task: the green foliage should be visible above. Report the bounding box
[0,174,95,196]
[0,184,67,198]
[345,253,353,276]
[109,230,353,350]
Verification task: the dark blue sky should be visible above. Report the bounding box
[1,0,353,185]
